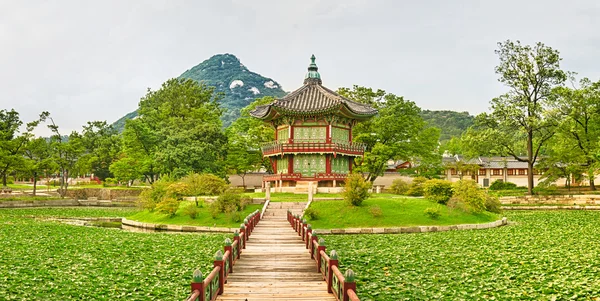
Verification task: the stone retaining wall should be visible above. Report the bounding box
[64,188,143,201]
[500,194,600,205]
[313,217,507,235]
[0,199,136,208]
[502,206,600,210]
[121,218,237,233]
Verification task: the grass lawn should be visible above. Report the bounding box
[5,183,53,190]
[69,184,145,190]
[0,207,226,300]
[325,210,600,300]
[0,195,63,202]
[306,195,499,229]
[128,201,262,228]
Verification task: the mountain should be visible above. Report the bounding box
[420,110,475,142]
[112,54,286,131]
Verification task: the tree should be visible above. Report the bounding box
[109,156,144,186]
[79,121,121,181]
[117,78,228,181]
[228,97,276,174]
[547,78,600,189]
[0,110,47,187]
[48,117,85,198]
[337,86,440,182]
[463,40,566,195]
[23,137,55,195]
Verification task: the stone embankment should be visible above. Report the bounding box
[0,198,136,208]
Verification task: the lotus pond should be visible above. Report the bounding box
[0,208,227,300]
[325,210,600,300]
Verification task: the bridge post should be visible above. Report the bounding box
[214,251,225,295]
[316,238,326,273]
[233,231,241,259]
[191,269,205,301]
[328,251,339,293]
[343,269,357,301]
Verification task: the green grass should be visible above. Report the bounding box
[5,183,52,190]
[0,208,227,300]
[69,184,145,190]
[128,201,262,228]
[325,210,600,300]
[0,195,63,202]
[306,195,498,229]
[0,207,141,218]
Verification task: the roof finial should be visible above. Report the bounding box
[304,54,322,85]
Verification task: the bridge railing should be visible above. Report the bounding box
[287,210,360,301]
[185,209,260,301]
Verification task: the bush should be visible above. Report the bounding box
[423,179,453,204]
[343,173,371,206]
[138,178,173,211]
[228,211,242,223]
[240,195,252,211]
[303,207,320,220]
[181,173,228,196]
[369,205,383,218]
[451,180,486,213]
[209,203,220,219]
[389,179,410,195]
[424,207,441,219]
[103,178,117,187]
[213,189,244,213]
[155,198,180,217]
[485,195,502,214]
[407,177,427,196]
[489,180,518,191]
[533,184,559,196]
[182,203,200,219]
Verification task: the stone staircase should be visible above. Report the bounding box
[262,202,306,219]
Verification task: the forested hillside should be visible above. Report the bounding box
[420,110,474,142]
[112,54,286,131]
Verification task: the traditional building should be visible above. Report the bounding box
[250,55,377,192]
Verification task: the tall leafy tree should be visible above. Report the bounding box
[23,137,55,195]
[0,110,47,187]
[227,96,276,177]
[463,40,566,194]
[117,78,228,180]
[338,86,440,182]
[79,121,121,181]
[47,117,85,198]
[546,78,600,189]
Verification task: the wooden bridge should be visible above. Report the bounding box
[185,202,359,301]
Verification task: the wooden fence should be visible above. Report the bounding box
[288,210,360,301]
[184,210,260,301]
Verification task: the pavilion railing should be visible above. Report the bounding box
[261,141,366,157]
[287,210,360,301]
[184,209,260,301]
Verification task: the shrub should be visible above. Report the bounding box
[424,207,441,219]
[533,184,559,196]
[407,177,427,196]
[213,189,244,213]
[343,173,371,206]
[181,173,228,196]
[103,178,117,187]
[423,179,453,204]
[489,180,518,190]
[389,179,410,195]
[485,195,502,214]
[209,203,220,219]
[138,178,172,211]
[451,180,486,213]
[240,195,252,211]
[228,211,242,223]
[155,198,180,217]
[369,205,383,218]
[182,203,200,219]
[303,207,320,220]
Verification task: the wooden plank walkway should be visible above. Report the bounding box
[218,202,335,301]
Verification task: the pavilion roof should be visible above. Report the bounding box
[250,55,377,120]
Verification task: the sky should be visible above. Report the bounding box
[1,0,599,135]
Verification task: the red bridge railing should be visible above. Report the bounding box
[184,210,260,301]
[287,210,360,301]
[261,141,366,157]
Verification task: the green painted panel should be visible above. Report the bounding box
[277,128,289,142]
[294,154,326,176]
[331,156,349,174]
[293,127,326,142]
[331,127,349,143]
[276,157,288,174]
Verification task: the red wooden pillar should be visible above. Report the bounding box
[191,270,206,301]
[233,234,241,259]
[244,220,250,241]
[306,228,312,249]
[349,157,353,173]
[328,257,339,293]
[214,257,224,295]
[310,234,318,259]
[239,225,246,249]
[289,126,294,143]
[343,281,357,301]
[316,245,326,273]
[288,156,293,174]
[326,155,331,174]
[326,124,331,143]
[224,245,233,273]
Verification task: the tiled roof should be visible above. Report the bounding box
[250,82,377,118]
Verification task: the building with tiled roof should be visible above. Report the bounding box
[250,55,377,192]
